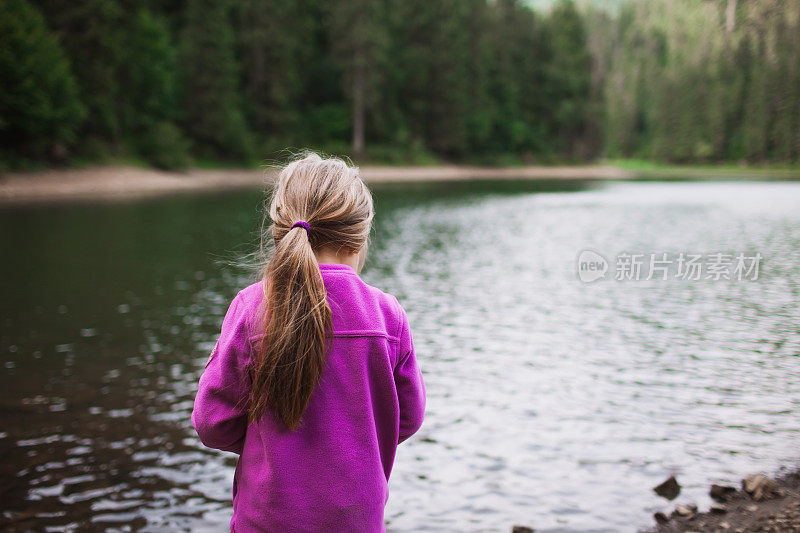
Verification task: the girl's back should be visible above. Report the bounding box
[191,154,425,532]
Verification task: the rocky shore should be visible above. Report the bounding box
[647,469,800,533]
[508,468,800,533]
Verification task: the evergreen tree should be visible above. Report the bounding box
[547,0,591,158]
[178,0,253,161]
[121,8,189,169]
[0,0,85,162]
[388,0,471,156]
[327,0,386,159]
[491,0,552,156]
[235,0,318,146]
[35,0,126,150]
[463,0,494,154]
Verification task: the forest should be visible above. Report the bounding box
[1,0,799,169]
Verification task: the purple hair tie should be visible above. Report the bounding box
[291,220,311,234]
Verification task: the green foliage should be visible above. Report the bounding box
[35,0,126,147]
[0,0,85,163]
[597,0,800,164]
[326,0,388,157]
[178,0,254,162]
[235,0,319,136]
[547,0,592,158]
[137,121,192,170]
[5,0,799,168]
[386,0,471,155]
[121,8,190,168]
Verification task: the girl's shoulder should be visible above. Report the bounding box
[220,280,266,344]
[235,279,267,310]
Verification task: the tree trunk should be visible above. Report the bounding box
[352,54,365,160]
[726,0,737,35]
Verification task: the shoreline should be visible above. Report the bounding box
[1,163,799,205]
[0,165,628,205]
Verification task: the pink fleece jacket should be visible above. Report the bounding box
[191,263,426,532]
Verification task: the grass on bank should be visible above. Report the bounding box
[607,158,800,179]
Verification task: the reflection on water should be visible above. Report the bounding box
[1,180,799,532]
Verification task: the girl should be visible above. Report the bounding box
[191,153,426,532]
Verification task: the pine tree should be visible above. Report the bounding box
[121,8,189,169]
[235,0,318,144]
[547,0,591,158]
[463,0,494,155]
[0,0,85,162]
[327,0,386,159]
[35,0,126,150]
[178,0,253,161]
[388,0,471,157]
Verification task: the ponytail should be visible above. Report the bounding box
[248,153,372,429]
[248,222,332,428]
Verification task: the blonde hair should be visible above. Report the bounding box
[249,153,374,429]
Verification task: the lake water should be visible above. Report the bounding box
[1,179,799,532]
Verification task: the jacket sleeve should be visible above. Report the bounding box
[394,304,426,444]
[191,292,252,454]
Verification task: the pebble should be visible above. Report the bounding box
[674,503,698,517]
[710,483,737,503]
[654,511,670,525]
[742,474,779,501]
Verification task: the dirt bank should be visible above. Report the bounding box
[0,164,632,204]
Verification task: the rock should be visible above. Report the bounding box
[710,483,737,502]
[654,511,670,525]
[654,475,681,500]
[710,504,728,514]
[746,504,759,512]
[673,503,697,517]
[511,526,534,533]
[719,521,731,530]
[742,474,778,501]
